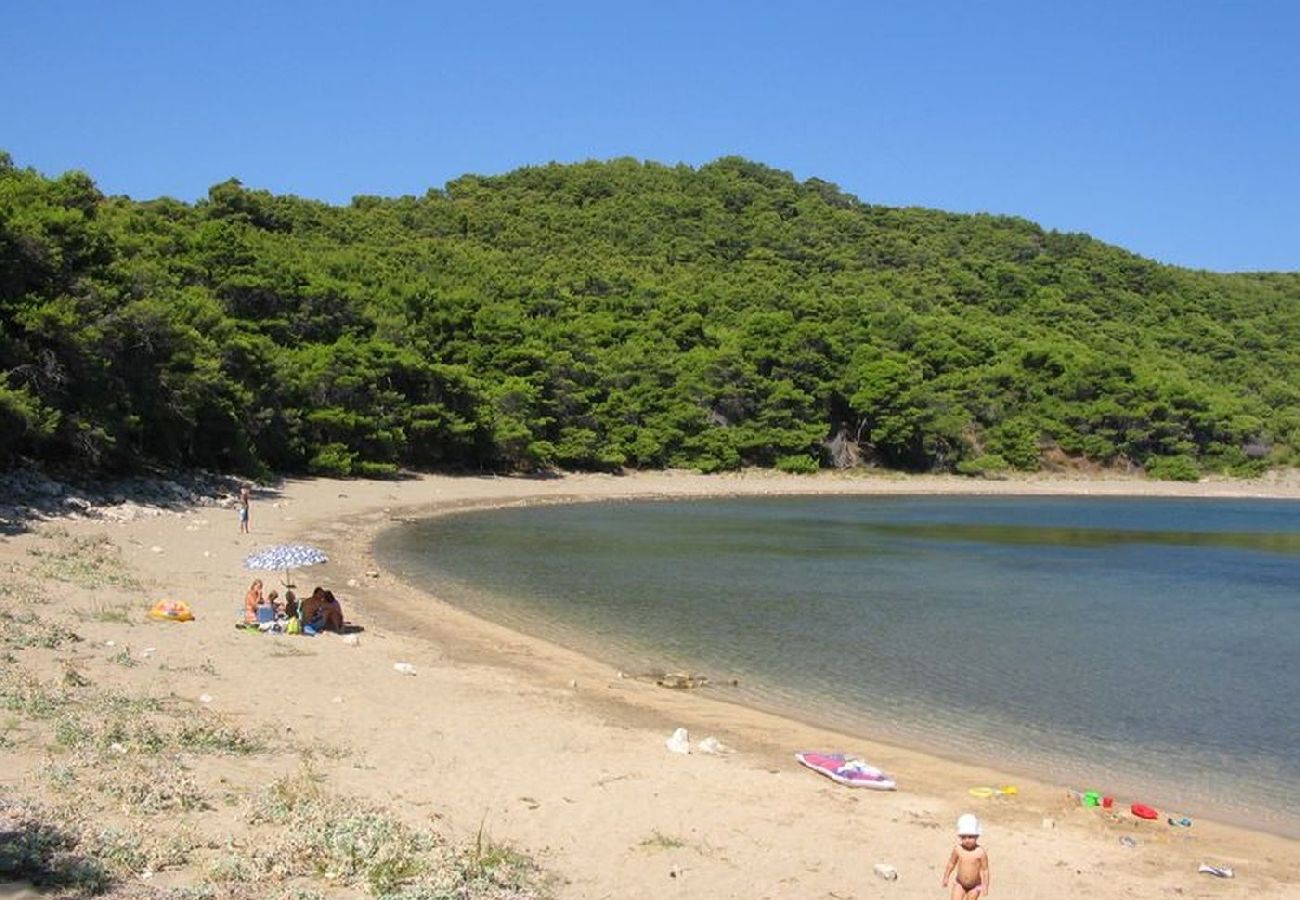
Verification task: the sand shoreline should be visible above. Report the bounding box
[354,477,1300,840]
[5,468,1299,898]
[347,473,1300,824]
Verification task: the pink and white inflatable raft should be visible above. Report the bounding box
[795,752,896,790]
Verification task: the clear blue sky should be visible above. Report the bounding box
[4,1,1297,272]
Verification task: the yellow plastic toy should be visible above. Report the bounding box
[148,599,194,622]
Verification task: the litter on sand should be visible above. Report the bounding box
[872,863,898,881]
[665,727,691,754]
[1198,864,1234,878]
[393,662,417,676]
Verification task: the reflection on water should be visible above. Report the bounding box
[375,495,1300,836]
[872,520,1300,553]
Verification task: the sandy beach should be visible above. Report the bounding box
[3,469,1299,899]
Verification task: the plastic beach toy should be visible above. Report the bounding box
[148,599,194,622]
[1131,803,1159,820]
[1082,791,1101,807]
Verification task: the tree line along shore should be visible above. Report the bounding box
[3,152,1298,482]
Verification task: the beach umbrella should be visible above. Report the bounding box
[243,543,328,588]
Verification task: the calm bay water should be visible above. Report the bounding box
[375,495,1300,835]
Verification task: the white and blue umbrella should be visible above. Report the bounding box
[244,543,328,587]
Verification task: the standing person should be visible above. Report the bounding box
[238,485,251,533]
[941,814,990,899]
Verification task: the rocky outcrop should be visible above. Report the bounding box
[0,468,248,533]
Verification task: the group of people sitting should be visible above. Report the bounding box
[241,578,345,634]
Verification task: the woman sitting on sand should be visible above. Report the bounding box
[242,579,264,624]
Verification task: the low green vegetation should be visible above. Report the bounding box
[3,151,1297,480]
[0,613,551,898]
[0,610,81,651]
[638,830,688,851]
[26,528,139,590]
[76,600,136,624]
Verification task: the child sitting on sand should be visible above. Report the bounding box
[258,591,279,624]
[941,814,990,899]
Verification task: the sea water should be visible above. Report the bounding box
[374,495,1300,836]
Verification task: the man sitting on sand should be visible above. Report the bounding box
[300,587,345,633]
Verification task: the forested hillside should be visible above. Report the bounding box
[2,152,1298,479]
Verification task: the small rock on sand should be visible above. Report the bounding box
[696,736,729,755]
[394,662,417,675]
[665,727,690,754]
[873,863,898,881]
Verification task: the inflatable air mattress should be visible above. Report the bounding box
[795,752,896,790]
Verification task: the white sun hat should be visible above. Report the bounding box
[956,813,982,836]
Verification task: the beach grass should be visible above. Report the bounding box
[0,610,82,650]
[638,829,689,851]
[27,526,140,589]
[1,645,552,899]
[76,599,136,624]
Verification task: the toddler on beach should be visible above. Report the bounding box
[941,814,990,899]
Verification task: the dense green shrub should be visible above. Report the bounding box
[774,454,821,474]
[2,152,1296,478]
[1144,455,1201,482]
[956,454,1011,479]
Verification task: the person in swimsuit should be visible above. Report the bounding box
[941,814,990,899]
[242,579,264,624]
[300,587,345,632]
